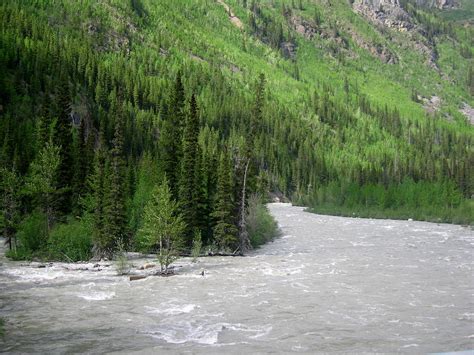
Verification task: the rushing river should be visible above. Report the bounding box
[0,203,473,353]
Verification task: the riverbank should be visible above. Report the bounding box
[6,200,280,263]
[306,202,473,226]
[301,180,473,226]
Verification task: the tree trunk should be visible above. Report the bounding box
[238,159,252,255]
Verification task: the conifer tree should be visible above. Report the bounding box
[102,109,128,255]
[238,73,266,254]
[90,130,109,258]
[0,167,21,250]
[53,73,74,215]
[194,145,210,243]
[212,150,238,251]
[161,72,185,196]
[73,118,94,208]
[179,94,200,245]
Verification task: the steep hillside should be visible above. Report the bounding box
[0,0,472,260]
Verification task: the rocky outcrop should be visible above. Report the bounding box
[460,103,474,125]
[422,95,441,115]
[349,30,399,64]
[352,0,439,68]
[352,0,414,32]
[289,15,319,40]
[414,0,458,9]
[280,41,297,60]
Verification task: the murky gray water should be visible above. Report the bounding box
[0,203,473,353]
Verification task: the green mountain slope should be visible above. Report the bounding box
[0,0,472,259]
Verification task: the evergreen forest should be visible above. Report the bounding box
[0,0,472,261]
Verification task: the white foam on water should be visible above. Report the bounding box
[4,267,75,283]
[145,303,197,316]
[432,304,455,308]
[76,291,115,301]
[402,344,419,348]
[144,321,272,345]
[350,242,375,247]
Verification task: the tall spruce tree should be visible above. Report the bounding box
[90,129,109,258]
[162,72,186,196]
[53,72,74,215]
[102,108,128,255]
[0,167,21,250]
[179,94,200,246]
[212,150,238,251]
[194,145,210,244]
[238,73,266,254]
[73,118,94,209]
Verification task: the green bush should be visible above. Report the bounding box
[47,216,93,262]
[247,195,280,248]
[7,211,48,259]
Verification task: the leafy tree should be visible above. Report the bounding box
[25,142,60,231]
[140,178,185,274]
[191,229,202,262]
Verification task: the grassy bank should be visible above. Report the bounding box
[306,200,473,225]
[302,180,474,225]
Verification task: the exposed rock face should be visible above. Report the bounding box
[460,103,474,125]
[349,30,399,64]
[414,0,458,9]
[280,41,297,59]
[352,0,438,68]
[289,15,319,40]
[422,95,441,115]
[352,0,414,32]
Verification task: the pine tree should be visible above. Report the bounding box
[161,72,186,196]
[90,129,109,258]
[0,167,21,250]
[53,72,74,215]
[179,94,200,245]
[238,73,266,254]
[102,109,128,256]
[194,145,210,243]
[212,150,238,251]
[73,118,94,209]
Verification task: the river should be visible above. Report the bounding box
[0,203,473,353]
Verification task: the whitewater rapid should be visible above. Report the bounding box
[0,203,473,353]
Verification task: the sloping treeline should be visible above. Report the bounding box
[0,1,472,260]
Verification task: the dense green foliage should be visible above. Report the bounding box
[247,195,280,248]
[0,0,472,260]
[140,179,185,273]
[47,216,93,262]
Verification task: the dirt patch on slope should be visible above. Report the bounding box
[217,0,243,29]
